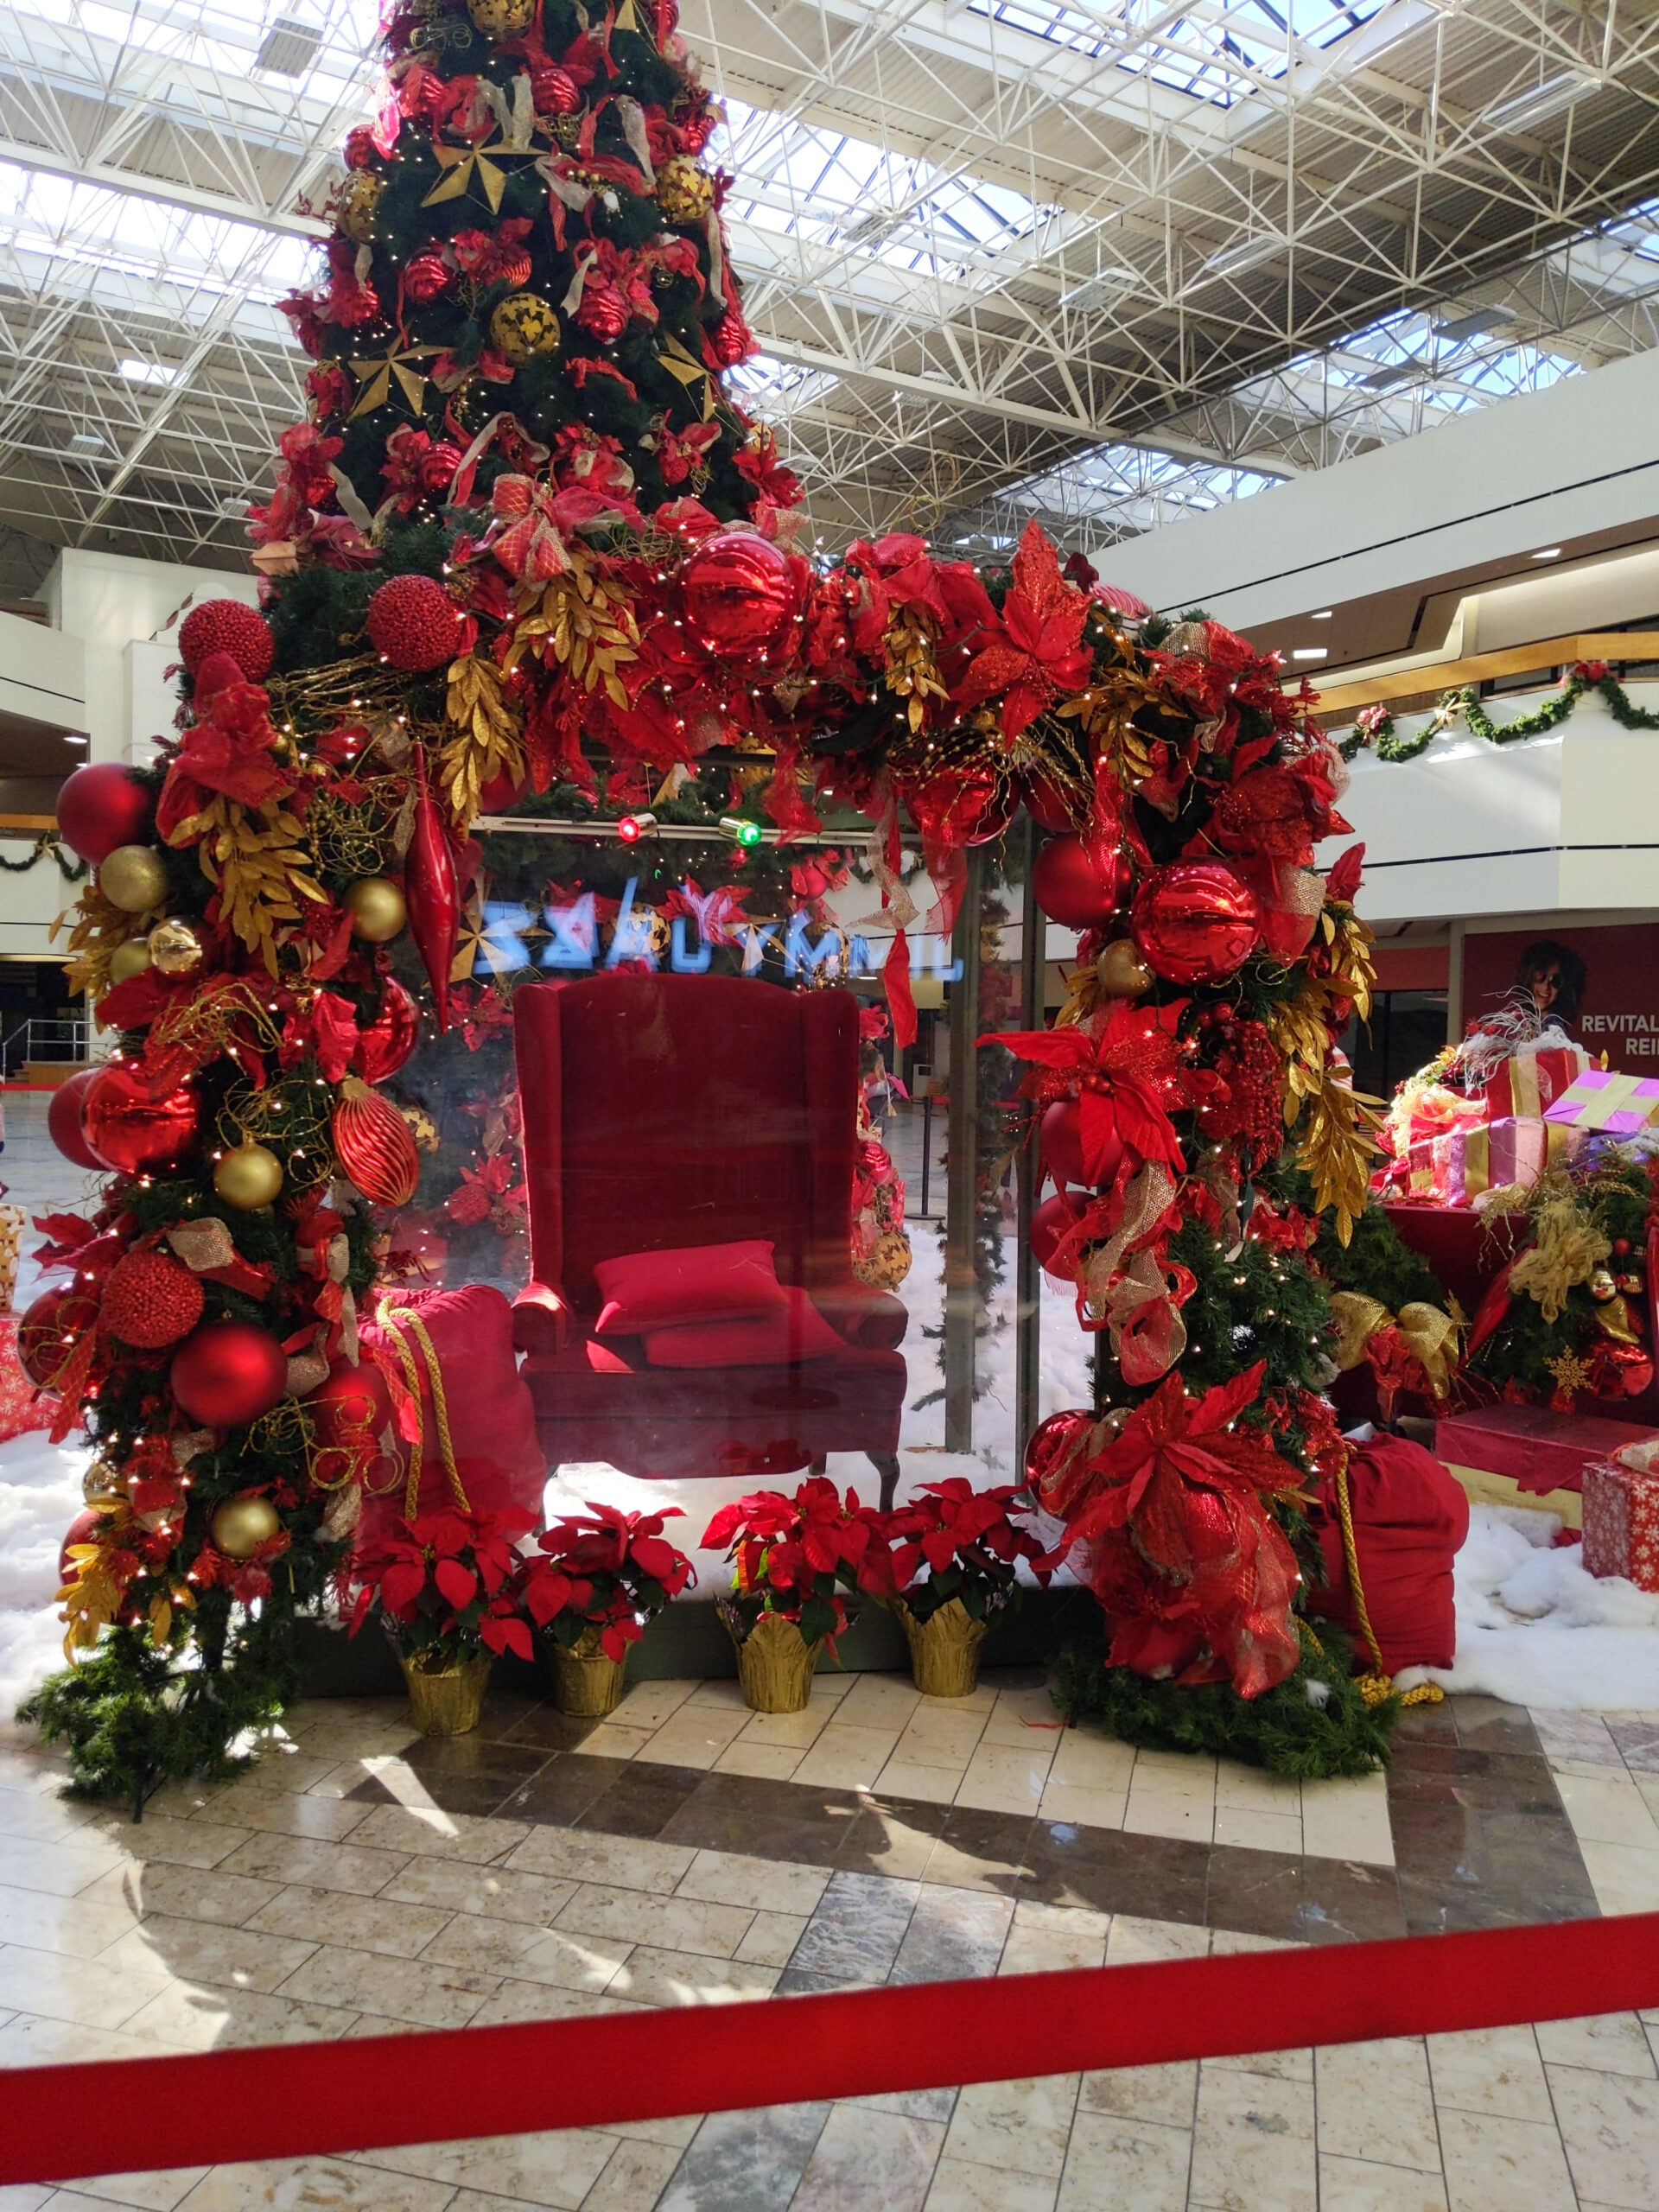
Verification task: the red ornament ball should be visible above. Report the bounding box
[56,763,154,867]
[711,310,753,367]
[365,574,462,672]
[680,530,802,660]
[403,251,452,304]
[60,1506,105,1586]
[18,1286,99,1389]
[100,1249,206,1351]
[531,61,581,111]
[1030,1190,1088,1279]
[343,124,378,169]
[478,766,528,813]
[575,280,628,343]
[82,1064,201,1177]
[178,599,274,683]
[1040,1096,1123,1191]
[908,766,1014,852]
[170,1322,289,1429]
[1019,769,1079,835]
[48,1067,105,1170]
[353,979,420,1084]
[307,1354,399,1491]
[1023,1408,1099,1516]
[1131,863,1261,984]
[1033,834,1130,931]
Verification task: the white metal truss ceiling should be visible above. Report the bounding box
[0,0,1657,594]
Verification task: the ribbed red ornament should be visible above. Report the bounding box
[711,309,753,367]
[333,1077,420,1205]
[365,575,462,671]
[575,280,628,341]
[403,252,451,304]
[531,62,580,111]
[100,1249,206,1351]
[18,1287,99,1389]
[178,599,274,682]
[405,753,460,1033]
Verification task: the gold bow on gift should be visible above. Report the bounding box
[1328,1290,1461,1402]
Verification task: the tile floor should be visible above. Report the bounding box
[0,1677,1656,2210]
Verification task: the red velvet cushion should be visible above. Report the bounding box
[358,1284,544,1541]
[644,1286,846,1368]
[1308,1435,1470,1675]
[593,1239,786,1336]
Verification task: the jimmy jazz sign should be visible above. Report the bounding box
[478,878,963,981]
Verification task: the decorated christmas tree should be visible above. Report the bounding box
[21,0,1389,1798]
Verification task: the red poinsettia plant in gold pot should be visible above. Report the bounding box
[518,1503,696,1718]
[347,1504,535,1736]
[886,1478,1052,1697]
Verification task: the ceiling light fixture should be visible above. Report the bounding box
[67,432,105,456]
[1293,647,1328,660]
[1311,609,1333,620]
[1532,547,1562,560]
[1201,235,1282,279]
[1484,70,1599,137]
[1061,270,1138,311]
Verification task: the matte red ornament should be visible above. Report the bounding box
[404,753,460,1031]
[478,766,528,813]
[100,1249,205,1351]
[1131,862,1262,984]
[48,1067,105,1169]
[353,979,420,1083]
[365,574,462,672]
[18,1286,99,1389]
[680,530,802,660]
[333,1077,421,1206]
[170,1321,289,1428]
[1032,834,1129,931]
[178,599,274,682]
[306,1354,398,1491]
[1620,1356,1655,1397]
[1041,1097,1123,1191]
[82,1064,201,1177]
[56,763,154,867]
[1019,770,1079,834]
[60,1506,105,1586]
[403,252,451,304]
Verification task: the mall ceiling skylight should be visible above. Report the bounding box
[967,0,1380,105]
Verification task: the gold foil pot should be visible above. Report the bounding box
[398,1651,492,1736]
[899,1597,989,1698]
[730,1610,823,1713]
[550,1626,627,1717]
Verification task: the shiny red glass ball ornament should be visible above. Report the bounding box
[531,62,580,112]
[575,281,628,342]
[1019,770,1079,834]
[1131,863,1262,984]
[679,530,802,660]
[60,1505,105,1586]
[1032,834,1129,931]
[907,766,1014,851]
[48,1067,105,1169]
[170,1321,289,1429]
[1023,1408,1098,1516]
[1030,1190,1088,1279]
[1040,1097,1123,1192]
[353,980,420,1084]
[56,763,155,868]
[82,1064,201,1177]
[306,1354,399,1491]
[19,1287,99,1389]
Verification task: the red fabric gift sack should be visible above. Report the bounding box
[356,1284,544,1543]
[1307,1434,1469,1675]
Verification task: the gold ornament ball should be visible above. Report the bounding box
[100,844,169,913]
[214,1142,284,1211]
[345,875,407,943]
[210,1497,281,1558]
[338,170,385,242]
[148,917,206,977]
[108,938,152,985]
[655,156,715,225]
[1095,939,1154,998]
[467,0,535,34]
[489,293,561,367]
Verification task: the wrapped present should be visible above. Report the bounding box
[1402,1084,1488,1151]
[1582,1457,1659,1590]
[1408,1116,1582,1206]
[1545,1069,1659,1135]
[1484,1041,1590,1121]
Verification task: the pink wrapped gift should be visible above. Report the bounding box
[1408,1116,1580,1205]
[1485,1042,1590,1120]
[1545,1069,1659,1135]
[1583,1458,1659,1590]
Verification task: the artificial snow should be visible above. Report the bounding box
[0,1427,92,1739]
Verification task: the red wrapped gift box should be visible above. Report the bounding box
[1484,1043,1589,1121]
[1435,1404,1659,1495]
[1582,1459,1659,1591]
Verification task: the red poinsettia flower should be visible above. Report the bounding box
[953,522,1093,738]
[518,1503,694,1661]
[982,999,1192,1178]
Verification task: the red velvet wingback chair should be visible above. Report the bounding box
[512,973,908,1505]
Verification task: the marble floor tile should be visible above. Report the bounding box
[110,1864,285,1931]
[1314,2039,1441,2171]
[631,1708,750,1771]
[674,1847,830,1916]
[1077,2061,1198,2130]
[1546,2062,1659,2207]
[1211,1807,1301,1855]
[172,2158,455,2211]
[712,1739,808,1782]
[1554,1772,1659,1849]
[734,1910,809,1965]
[875,1760,962,1808]
[1046,1730,1135,1794]
[1576,1839,1659,1916]
[1122,1788,1214,1847]
[212,1834,410,1898]
[732,1703,836,1752]
[41,2167,208,2212]
[1297,1776,1395,1868]
[378,1855,578,1924]
[791,1726,903,1792]
[416,1911,627,1988]
[0,1883,139,1961]
[119,1983,361,2051]
[1316,2155,1449,2210]
[607,1943,779,2005]
[888,1885,1013,1985]
[955,1745,1054,1817]
[554,1882,753,1958]
[505,1827,694,1892]
[1,1838,132,1900]
[188,1791,370,1846]
[275,1942,499,2027]
[245,1885,455,1957]
[791,2102,944,2212]
[99,1916,318,1997]
[922,2155,1058,2211]
[608,1680,700,1730]
[1189,2063,1316,2212]
[655,2101,830,2212]
[1055,2110,1192,2211]
[1426,2024,1549,2120]
[786,1870,919,1983]
[834,1676,925,1731]
[354,2126,616,2207]
[943,2075,1080,2179]
[566,1720,654,1762]
[895,1707,990,1770]
[345,1802,528,1864]
[1534,2010,1658,2078]
[579,2136,686,2209]
[1436,2107,1578,2212]
[0,1945,172,2033]
[1035,1781,1128,1832]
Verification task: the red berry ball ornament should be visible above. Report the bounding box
[1032,834,1130,931]
[1131,863,1261,984]
[100,1249,206,1351]
[82,1064,201,1177]
[56,763,154,867]
[48,1066,105,1170]
[170,1322,289,1428]
[680,530,803,661]
[365,575,462,671]
[178,599,274,683]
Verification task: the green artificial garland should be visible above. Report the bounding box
[1338,663,1659,764]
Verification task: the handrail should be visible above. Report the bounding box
[1307,631,1659,720]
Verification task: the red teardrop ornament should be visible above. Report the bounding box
[405,753,460,1033]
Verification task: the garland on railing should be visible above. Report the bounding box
[1338,660,1659,764]
[0,836,87,880]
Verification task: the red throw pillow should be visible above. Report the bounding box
[594,1240,786,1335]
[358,1284,544,1542]
[644,1286,844,1368]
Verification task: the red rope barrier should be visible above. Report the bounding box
[3,1911,1657,2186]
